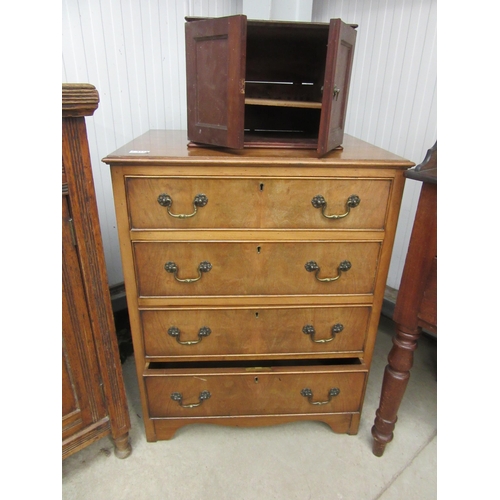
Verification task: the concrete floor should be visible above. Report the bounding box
[62,315,437,499]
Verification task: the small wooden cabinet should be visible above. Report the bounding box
[62,84,131,459]
[103,130,413,442]
[185,16,357,155]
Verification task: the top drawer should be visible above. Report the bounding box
[125,177,391,230]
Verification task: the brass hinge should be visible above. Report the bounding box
[68,218,77,246]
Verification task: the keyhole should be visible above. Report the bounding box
[254,377,259,383]
[257,246,261,254]
[260,183,264,191]
[255,312,259,318]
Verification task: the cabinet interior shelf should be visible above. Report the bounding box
[245,97,322,109]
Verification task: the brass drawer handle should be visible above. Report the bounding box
[301,387,340,405]
[311,194,360,219]
[302,323,344,343]
[170,390,211,408]
[157,193,208,219]
[168,326,211,345]
[164,260,212,283]
[305,260,351,282]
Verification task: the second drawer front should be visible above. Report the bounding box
[145,366,366,417]
[142,306,371,358]
[134,241,381,297]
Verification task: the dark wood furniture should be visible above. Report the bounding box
[62,83,132,459]
[103,130,412,441]
[372,143,437,457]
[185,16,357,155]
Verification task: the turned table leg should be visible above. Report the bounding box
[113,432,132,459]
[371,146,437,457]
[371,324,421,457]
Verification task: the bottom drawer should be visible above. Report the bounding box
[144,360,367,418]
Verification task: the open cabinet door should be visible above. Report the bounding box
[317,20,357,156]
[185,15,247,149]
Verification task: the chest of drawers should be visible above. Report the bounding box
[103,130,413,441]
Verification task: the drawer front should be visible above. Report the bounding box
[134,241,380,297]
[142,306,370,358]
[126,177,391,230]
[145,366,366,417]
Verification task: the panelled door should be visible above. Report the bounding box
[62,196,106,442]
[317,19,357,156]
[185,15,247,149]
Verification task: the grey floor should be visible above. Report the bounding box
[62,315,437,499]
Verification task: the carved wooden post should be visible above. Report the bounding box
[62,83,132,459]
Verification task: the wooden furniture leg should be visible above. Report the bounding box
[371,142,437,457]
[372,325,421,457]
[112,432,132,459]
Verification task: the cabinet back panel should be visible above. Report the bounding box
[245,82,321,102]
[244,105,320,135]
[246,24,328,83]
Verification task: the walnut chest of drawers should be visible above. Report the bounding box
[103,130,413,442]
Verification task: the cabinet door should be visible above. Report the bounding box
[185,15,247,149]
[62,196,106,443]
[317,20,357,156]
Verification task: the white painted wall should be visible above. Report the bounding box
[62,0,436,289]
[243,0,313,21]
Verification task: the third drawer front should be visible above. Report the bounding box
[134,241,381,297]
[144,363,367,417]
[141,306,371,358]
